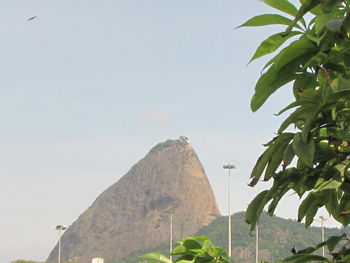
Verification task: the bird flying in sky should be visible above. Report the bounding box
[27,16,37,21]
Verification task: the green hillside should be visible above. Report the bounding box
[197,212,348,262]
[111,212,349,263]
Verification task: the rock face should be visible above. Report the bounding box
[47,139,220,263]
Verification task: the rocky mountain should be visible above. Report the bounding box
[46,138,220,263]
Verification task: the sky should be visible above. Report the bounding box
[0,1,342,262]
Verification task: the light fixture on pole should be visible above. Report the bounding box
[223,163,236,258]
[56,224,68,263]
[318,216,327,257]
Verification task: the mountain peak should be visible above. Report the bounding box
[47,138,219,263]
[148,137,190,154]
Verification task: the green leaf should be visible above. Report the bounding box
[305,32,324,46]
[202,240,213,252]
[340,253,350,262]
[141,253,171,263]
[282,254,328,263]
[277,97,321,134]
[339,194,350,226]
[250,133,294,184]
[298,192,316,222]
[322,0,340,13]
[327,90,350,103]
[238,14,296,28]
[175,255,194,261]
[326,234,346,252]
[340,182,350,196]
[292,133,315,167]
[285,0,320,33]
[172,245,186,255]
[314,177,342,192]
[263,0,299,17]
[250,31,301,62]
[273,39,316,70]
[264,141,289,180]
[268,185,290,215]
[309,4,323,16]
[191,236,209,243]
[331,78,350,92]
[251,39,316,111]
[343,14,350,34]
[251,67,296,111]
[305,197,318,227]
[183,239,202,250]
[326,18,345,32]
[292,72,317,100]
[276,100,303,116]
[294,240,327,255]
[300,119,313,143]
[283,143,295,166]
[176,259,195,263]
[315,13,334,34]
[303,52,329,68]
[245,190,272,230]
[334,160,350,176]
[325,190,340,220]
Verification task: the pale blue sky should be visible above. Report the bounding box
[0,1,339,262]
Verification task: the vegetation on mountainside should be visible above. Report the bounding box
[197,213,348,262]
[117,213,348,263]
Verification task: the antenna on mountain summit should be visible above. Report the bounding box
[179,136,189,143]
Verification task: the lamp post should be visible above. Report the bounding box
[56,225,68,263]
[223,163,236,258]
[255,224,259,263]
[169,211,173,263]
[319,216,327,257]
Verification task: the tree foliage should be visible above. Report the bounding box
[241,0,350,262]
[141,236,229,263]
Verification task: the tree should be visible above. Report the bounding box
[240,0,350,261]
[144,0,350,262]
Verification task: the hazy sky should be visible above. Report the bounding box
[0,1,340,262]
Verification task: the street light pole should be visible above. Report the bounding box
[56,225,68,263]
[255,224,259,263]
[170,212,173,263]
[319,216,327,257]
[223,163,236,258]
